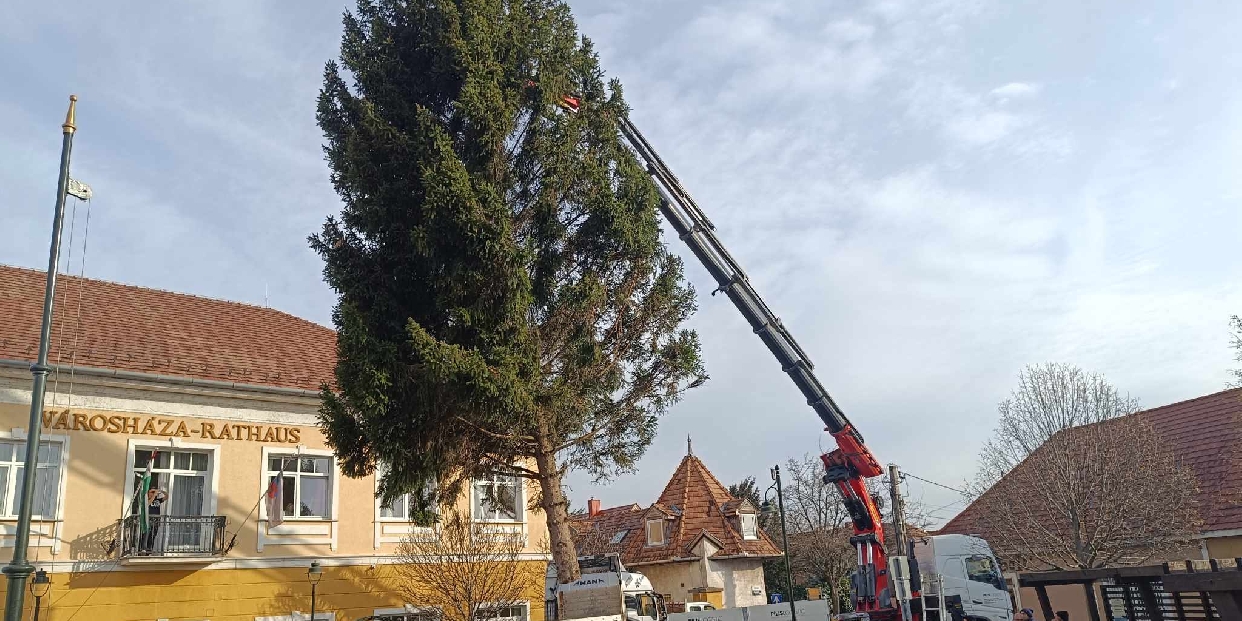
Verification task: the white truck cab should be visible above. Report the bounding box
[912,535,1012,621]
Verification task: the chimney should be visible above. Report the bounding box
[588,497,601,517]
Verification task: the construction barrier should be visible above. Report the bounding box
[668,600,831,621]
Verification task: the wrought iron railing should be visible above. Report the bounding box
[118,514,227,558]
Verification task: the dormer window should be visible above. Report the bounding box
[741,513,758,540]
[645,518,665,546]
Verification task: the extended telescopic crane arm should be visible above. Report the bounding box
[558,94,893,613]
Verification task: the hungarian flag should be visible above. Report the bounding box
[138,450,158,534]
[266,473,284,528]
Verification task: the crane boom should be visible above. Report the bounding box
[605,109,895,617]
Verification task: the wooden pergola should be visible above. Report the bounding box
[1017,560,1242,621]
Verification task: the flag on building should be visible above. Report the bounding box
[266,473,284,528]
[138,450,158,534]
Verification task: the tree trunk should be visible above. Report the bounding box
[826,577,836,615]
[534,427,581,584]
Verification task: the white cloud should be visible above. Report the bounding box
[824,18,876,43]
[946,111,1028,145]
[990,82,1042,98]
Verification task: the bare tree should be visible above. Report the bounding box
[395,512,542,621]
[969,364,1201,570]
[781,455,855,613]
[1230,315,1242,387]
[974,363,1143,488]
[730,456,938,612]
[566,521,611,557]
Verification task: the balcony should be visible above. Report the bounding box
[117,514,228,562]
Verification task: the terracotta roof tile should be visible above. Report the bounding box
[941,388,1242,535]
[0,265,336,392]
[573,453,783,565]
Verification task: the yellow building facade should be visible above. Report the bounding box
[0,266,550,621]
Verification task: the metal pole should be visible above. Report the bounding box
[774,465,797,621]
[2,95,78,621]
[310,583,316,621]
[888,464,911,621]
[32,596,41,621]
[888,465,907,562]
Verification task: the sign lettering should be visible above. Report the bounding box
[40,410,301,444]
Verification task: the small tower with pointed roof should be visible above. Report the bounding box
[569,444,782,609]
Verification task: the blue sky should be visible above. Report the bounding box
[3,0,1240,524]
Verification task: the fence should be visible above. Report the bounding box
[667,600,831,621]
[117,514,228,558]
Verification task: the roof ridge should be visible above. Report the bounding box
[0,264,333,332]
[1143,387,1242,413]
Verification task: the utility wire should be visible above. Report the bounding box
[900,472,970,496]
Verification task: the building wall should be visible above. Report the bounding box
[0,562,548,621]
[715,559,767,608]
[0,368,550,620]
[1016,584,1093,621]
[638,562,698,605]
[1205,535,1242,559]
[636,559,767,609]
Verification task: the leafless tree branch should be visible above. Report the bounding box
[968,364,1201,570]
[395,511,543,621]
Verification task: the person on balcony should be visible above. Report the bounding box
[139,488,167,554]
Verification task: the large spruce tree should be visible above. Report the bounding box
[312,0,703,582]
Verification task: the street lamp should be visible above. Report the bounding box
[761,465,796,621]
[2,95,81,621]
[308,560,323,621]
[29,569,50,621]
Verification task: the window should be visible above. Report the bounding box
[472,473,521,522]
[381,493,411,520]
[476,605,527,621]
[377,468,437,524]
[131,449,209,516]
[626,595,660,619]
[267,454,333,519]
[645,518,664,546]
[740,513,758,540]
[374,612,439,621]
[255,613,335,621]
[0,440,62,519]
[609,529,629,544]
[964,555,1004,590]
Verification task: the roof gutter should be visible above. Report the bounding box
[0,358,322,399]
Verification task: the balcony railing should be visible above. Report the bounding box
[118,514,228,559]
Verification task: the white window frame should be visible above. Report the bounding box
[476,602,529,621]
[375,467,439,523]
[740,513,758,540]
[645,518,664,546]
[0,428,70,554]
[258,446,340,552]
[0,433,68,519]
[470,472,525,524]
[374,466,438,548]
[255,613,335,621]
[373,605,441,620]
[262,447,336,522]
[123,440,220,518]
